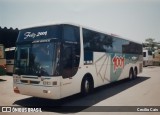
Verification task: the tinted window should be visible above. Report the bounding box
[83,28,113,52]
[83,28,142,54]
[14,43,60,76]
[63,25,80,42]
[61,25,80,78]
[62,43,80,78]
[20,49,28,59]
[112,37,126,53]
[122,41,142,54]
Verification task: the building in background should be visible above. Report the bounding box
[153,49,160,66]
[143,39,160,66]
[0,44,6,75]
[5,47,16,74]
[0,27,19,74]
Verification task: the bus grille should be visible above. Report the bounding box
[20,80,40,84]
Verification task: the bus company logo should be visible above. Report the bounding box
[24,31,47,39]
[2,107,11,112]
[112,55,125,72]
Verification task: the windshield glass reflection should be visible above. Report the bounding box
[14,42,60,76]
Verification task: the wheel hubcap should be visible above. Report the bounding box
[134,70,137,77]
[129,72,133,79]
[85,80,89,93]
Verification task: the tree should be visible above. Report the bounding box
[143,38,159,52]
[145,38,154,43]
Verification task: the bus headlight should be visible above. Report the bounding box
[43,81,51,86]
[43,81,57,86]
[52,81,57,85]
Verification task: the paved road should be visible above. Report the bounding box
[0,66,160,115]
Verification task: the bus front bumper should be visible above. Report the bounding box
[13,83,61,100]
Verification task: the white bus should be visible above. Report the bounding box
[5,47,15,74]
[13,23,143,99]
[143,49,153,66]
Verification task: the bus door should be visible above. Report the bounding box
[61,43,79,97]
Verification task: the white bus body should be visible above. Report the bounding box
[13,23,143,99]
[143,49,153,66]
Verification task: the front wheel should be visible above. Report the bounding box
[81,77,93,95]
[134,68,138,79]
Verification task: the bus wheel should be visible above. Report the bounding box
[129,68,134,80]
[134,67,138,79]
[81,77,93,95]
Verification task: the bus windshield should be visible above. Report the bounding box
[14,42,60,76]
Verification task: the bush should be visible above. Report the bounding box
[0,66,6,75]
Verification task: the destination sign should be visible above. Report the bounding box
[17,25,61,43]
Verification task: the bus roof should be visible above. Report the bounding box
[20,22,142,45]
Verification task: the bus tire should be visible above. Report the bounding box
[81,75,94,95]
[129,68,134,80]
[134,67,138,79]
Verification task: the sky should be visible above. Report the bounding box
[0,0,160,43]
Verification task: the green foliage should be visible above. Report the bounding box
[143,38,160,52]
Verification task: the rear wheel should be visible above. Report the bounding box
[129,69,134,80]
[134,68,138,79]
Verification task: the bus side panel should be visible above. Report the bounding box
[93,52,111,87]
[110,53,143,82]
[60,52,111,98]
[59,53,143,99]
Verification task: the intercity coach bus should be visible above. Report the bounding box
[13,23,143,99]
